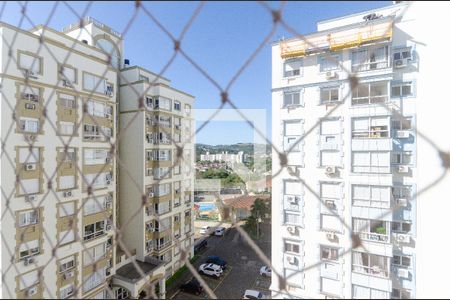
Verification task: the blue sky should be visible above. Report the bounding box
[2,1,388,145]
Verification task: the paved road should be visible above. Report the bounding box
[170,220,272,299]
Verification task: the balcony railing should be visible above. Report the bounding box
[357,231,389,243]
[353,264,389,278]
[155,240,172,251]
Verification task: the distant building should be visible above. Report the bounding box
[246,175,272,194]
[222,195,270,222]
[200,151,244,163]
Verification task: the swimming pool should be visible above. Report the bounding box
[198,202,217,212]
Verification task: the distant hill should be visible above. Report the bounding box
[195,143,271,160]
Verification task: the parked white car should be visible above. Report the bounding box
[259,266,271,277]
[215,227,226,236]
[242,289,266,299]
[199,226,214,235]
[198,263,223,278]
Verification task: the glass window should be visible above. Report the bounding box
[321,246,339,261]
[283,91,302,107]
[320,55,339,72]
[320,86,339,104]
[284,59,302,77]
[19,210,39,227]
[19,52,41,74]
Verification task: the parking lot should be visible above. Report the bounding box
[170,221,272,299]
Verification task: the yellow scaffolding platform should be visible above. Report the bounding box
[280,19,393,59]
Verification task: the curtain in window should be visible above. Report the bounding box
[353,218,369,233]
[352,252,366,273]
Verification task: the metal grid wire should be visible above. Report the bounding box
[0,1,448,299]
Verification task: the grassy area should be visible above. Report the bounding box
[166,254,201,288]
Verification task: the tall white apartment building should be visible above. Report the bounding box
[0,18,120,299]
[0,17,194,299]
[271,2,425,299]
[117,65,195,298]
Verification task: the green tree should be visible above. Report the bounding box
[250,198,269,219]
[245,215,258,235]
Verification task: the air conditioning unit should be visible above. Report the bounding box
[62,79,72,87]
[325,166,336,175]
[106,267,112,276]
[326,231,337,241]
[106,225,112,231]
[63,191,72,197]
[25,103,36,110]
[26,286,38,297]
[325,71,337,79]
[325,200,335,209]
[397,198,408,207]
[287,226,297,234]
[396,267,409,279]
[25,69,38,79]
[63,270,74,280]
[104,200,112,209]
[396,130,410,138]
[286,255,297,265]
[25,195,37,202]
[394,233,411,243]
[105,157,111,163]
[24,164,36,171]
[397,165,409,173]
[24,257,35,266]
[175,125,181,130]
[146,223,154,232]
[148,192,154,197]
[287,196,297,204]
[394,58,408,68]
[106,180,111,185]
[27,135,37,141]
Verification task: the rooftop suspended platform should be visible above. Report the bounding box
[280,18,393,59]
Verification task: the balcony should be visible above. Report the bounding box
[155,206,171,216]
[279,18,392,59]
[155,240,172,251]
[353,219,390,243]
[352,252,390,278]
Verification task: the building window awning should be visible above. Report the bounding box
[280,19,393,59]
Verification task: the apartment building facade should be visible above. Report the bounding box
[0,17,194,299]
[271,2,418,299]
[118,66,195,298]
